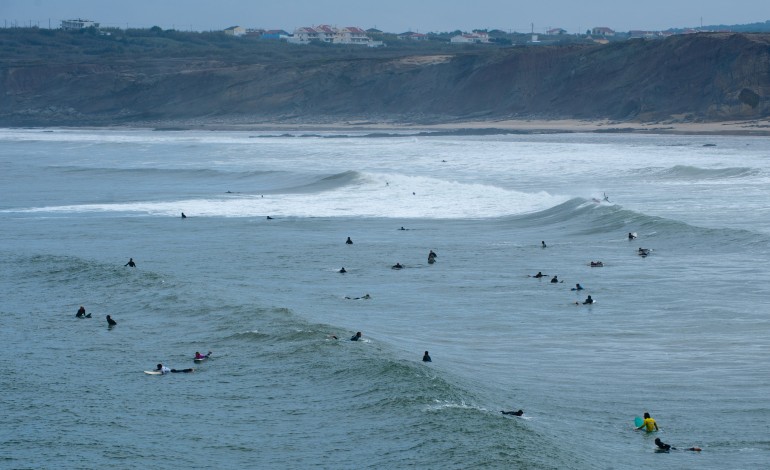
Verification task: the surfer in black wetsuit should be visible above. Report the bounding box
[603,192,610,202]
[550,275,559,283]
[392,263,403,269]
[583,295,594,304]
[76,306,87,318]
[106,315,117,327]
[339,267,347,273]
[181,212,187,219]
[533,272,545,278]
[346,237,353,245]
[422,351,432,362]
[345,294,371,300]
[628,232,636,240]
[573,283,584,291]
[350,332,362,341]
[655,438,701,452]
[156,363,194,374]
[541,241,547,248]
[501,410,524,416]
[428,250,437,264]
[124,258,136,267]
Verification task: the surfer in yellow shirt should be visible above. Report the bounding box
[637,412,659,432]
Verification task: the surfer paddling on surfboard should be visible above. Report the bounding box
[153,363,194,374]
[655,438,701,452]
[194,351,212,362]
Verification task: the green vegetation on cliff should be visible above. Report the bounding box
[1,28,768,126]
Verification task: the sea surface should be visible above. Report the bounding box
[1,128,769,469]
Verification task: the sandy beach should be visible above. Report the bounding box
[169,117,770,136]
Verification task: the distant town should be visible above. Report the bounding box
[33,17,770,47]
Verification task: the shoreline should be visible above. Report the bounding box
[7,118,770,136]
[150,118,770,136]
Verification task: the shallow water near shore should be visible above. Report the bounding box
[1,128,769,469]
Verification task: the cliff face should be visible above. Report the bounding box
[1,32,769,126]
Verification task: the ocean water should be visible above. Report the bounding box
[1,128,769,469]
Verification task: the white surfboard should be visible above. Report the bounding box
[144,370,162,375]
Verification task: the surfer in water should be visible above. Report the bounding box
[550,275,559,283]
[76,306,88,318]
[422,351,432,362]
[194,351,212,360]
[582,295,594,304]
[345,294,371,300]
[350,332,362,341]
[428,250,437,264]
[655,437,701,452]
[339,267,347,273]
[181,212,187,219]
[392,263,403,269]
[501,410,524,416]
[541,241,547,248]
[590,261,604,267]
[637,412,659,432]
[572,283,584,291]
[155,364,194,374]
[106,315,117,327]
[532,272,546,278]
[124,258,136,268]
[603,192,610,202]
[628,232,637,240]
[346,237,353,245]
[638,248,651,257]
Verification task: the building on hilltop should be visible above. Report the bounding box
[262,29,289,40]
[398,32,429,41]
[450,32,490,44]
[628,30,662,39]
[546,28,567,35]
[61,19,99,30]
[591,27,615,37]
[224,26,245,36]
[288,25,383,46]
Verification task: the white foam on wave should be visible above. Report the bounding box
[7,172,569,219]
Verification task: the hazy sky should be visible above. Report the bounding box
[2,0,769,34]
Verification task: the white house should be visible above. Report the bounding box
[591,27,615,37]
[224,26,246,36]
[61,19,99,30]
[288,25,382,46]
[450,32,490,44]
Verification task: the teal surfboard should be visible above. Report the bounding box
[634,416,644,428]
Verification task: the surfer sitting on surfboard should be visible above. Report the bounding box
[76,306,90,318]
[637,412,659,432]
[583,295,594,304]
[194,351,212,360]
